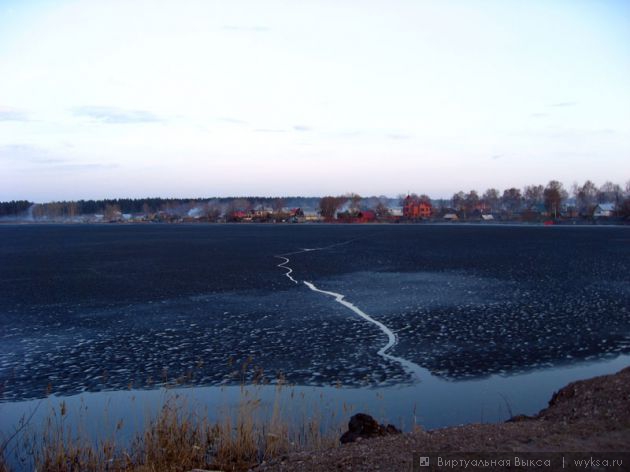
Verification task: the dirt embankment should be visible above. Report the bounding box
[255,366,630,471]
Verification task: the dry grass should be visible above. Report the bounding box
[2,381,347,472]
[0,456,9,472]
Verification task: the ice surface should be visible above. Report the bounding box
[1,224,629,402]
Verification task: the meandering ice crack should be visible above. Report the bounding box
[275,243,424,382]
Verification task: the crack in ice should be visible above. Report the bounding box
[274,240,424,382]
[274,240,358,284]
[275,256,298,284]
[303,281,424,381]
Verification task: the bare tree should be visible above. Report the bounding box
[523,185,544,209]
[574,180,598,216]
[597,181,623,205]
[204,201,222,221]
[451,191,466,216]
[620,187,630,218]
[482,188,500,213]
[67,201,78,219]
[32,204,45,219]
[43,202,63,219]
[464,190,479,216]
[501,188,522,216]
[374,201,390,218]
[543,180,567,218]
[104,203,121,221]
[319,196,347,219]
[373,196,391,218]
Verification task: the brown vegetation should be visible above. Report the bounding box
[3,367,628,471]
[1,382,345,472]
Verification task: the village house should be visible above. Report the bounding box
[402,195,432,219]
[593,203,616,218]
[390,207,403,217]
[303,210,321,222]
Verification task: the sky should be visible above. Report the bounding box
[1,0,629,201]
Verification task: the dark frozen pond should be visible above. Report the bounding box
[1,223,629,435]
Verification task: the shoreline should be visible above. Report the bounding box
[256,366,630,471]
[1,220,629,228]
[2,360,629,471]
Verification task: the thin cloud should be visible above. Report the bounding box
[0,107,29,122]
[549,101,577,108]
[530,112,548,118]
[293,125,311,132]
[42,163,119,172]
[0,144,118,172]
[218,117,248,125]
[525,126,617,139]
[72,106,161,123]
[0,144,64,163]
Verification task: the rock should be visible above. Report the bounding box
[506,414,533,423]
[548,384,577,407]
[339,413,402,444]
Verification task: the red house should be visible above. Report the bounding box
[403,195,432,219]
[357,210,376,223]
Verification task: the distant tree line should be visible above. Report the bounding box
[316,180,630,221]
[2,179,629,221]
[0,200,31,217]
[446,180,629,219]
[0,196,321,220]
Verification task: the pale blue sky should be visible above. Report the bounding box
[1,0,629,201]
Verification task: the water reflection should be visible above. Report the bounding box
[3,354,628,449]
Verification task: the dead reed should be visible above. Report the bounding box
[2,379,347,472]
